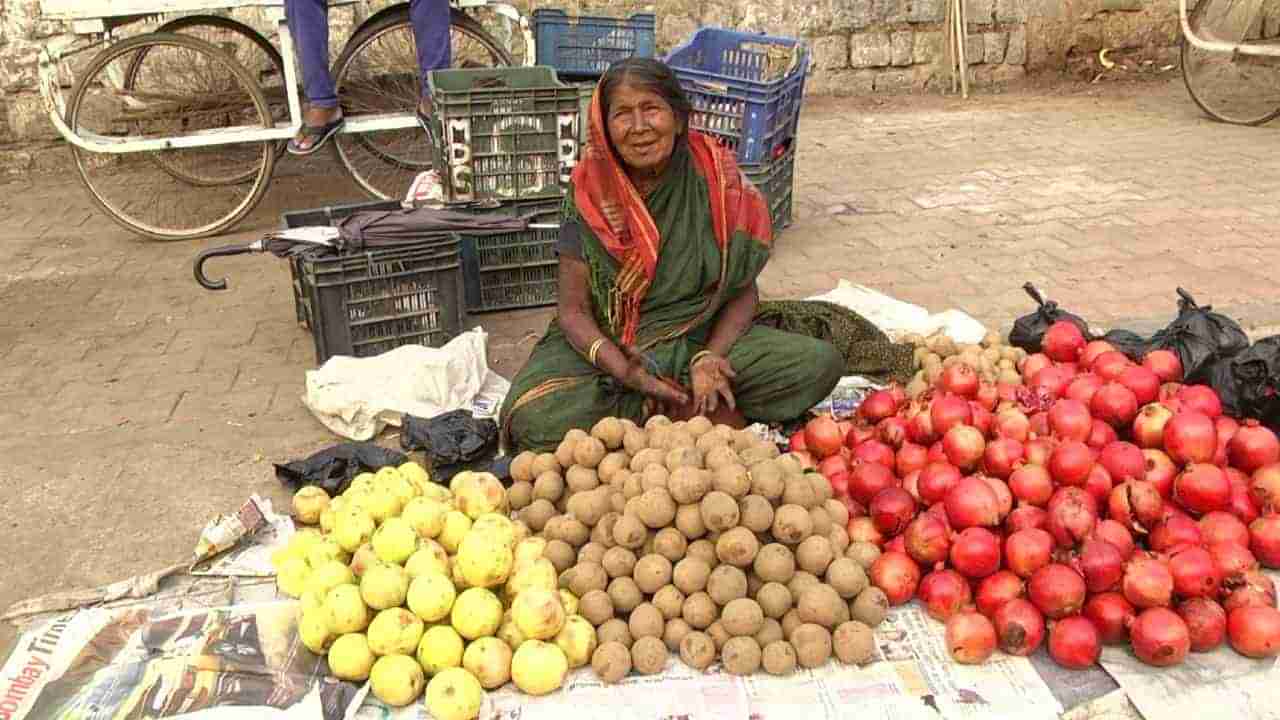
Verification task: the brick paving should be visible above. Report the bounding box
[2,76,1279,659]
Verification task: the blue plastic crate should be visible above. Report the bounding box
[532,10,656,79]
[666,28,808,164]
[743,147,796,236]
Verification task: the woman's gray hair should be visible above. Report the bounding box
[598,58,693,137]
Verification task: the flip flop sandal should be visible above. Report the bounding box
[287,116,345,156]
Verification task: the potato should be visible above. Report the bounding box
[739,444,779,467]
[757,582,793,619]
[675,504,707,540]
[828,526,851,557]
[596,618,632,648]
[850,587,889,627]
[808,506,833,537]
[580,590,615,625]
[623,428,648,456]
[569,562,608,596]
[681,592,718,629]
[695,430,727,455]
[653,584,686,620]
[522,499,556,532]
[772,504,813,545]
[787,570,822,601]
[845,542,882,571]
[636,488,677,529]
[749,461,785,501]
[577,541,606,566]
[721,598,765,637]
[640,464,670,492]
[574,437,607,469]
[686,539,717,567]
[824,499,850,529]
[611,514,647,549]
[797,585,845,629]
[833,621,876,665]
[739,495,775,534]
[795,536,835,575]
[602,546,637,578]
[755,617,784,648]
[712,464,751,500]
[791,623,833,668]
[679,630,716,670]
[715,527,760,568]
[753,543,796,584]
[746,571,764,598]
[762,640,797,675]
[622,473,644,500]
[667,430,697,450]
[567,488,609,527]
[653,528,688,563]
[629,448,666,473]
[531,453,561,478]
[629,602,665,640]
[508,481,534,511]
[673,557,712,595]
[825,558,869,599]
[511,452,537,483]
[556,438,581,469]
[665,447,703,472]
[591,641,631,683]
[566,466,600,494]
[543,539,576,574]
[782,476,817,508]
[669,467,711,504]
[549,516,590,547]
[663,617,692,652]
[608,577,643,615]
[721,636,762,675]
[591,417,625,450]
[699,491,740,533]
[630,636,668,675]
[781,609,803,640]
[704,445,740,471]
[706,621,730,651]
[634,554,674,595]
[593,512,620,547]
[707,565,748,606]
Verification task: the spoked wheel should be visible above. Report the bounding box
[332,6,514,201]
[124,15,288,186]
[1181,0,1280,125]
[66,32,276,240]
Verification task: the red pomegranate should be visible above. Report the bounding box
[1208,541,1258,585]
[903,514,951,567]
[1031,366,1074,400]
[859,389,900,423]
[1005,528,1054,579]
[945,476,1001,529]
[975,570,1027,617]
[805,416,845,459]
[847,516,884,547]
[1093,519,1137,560]
[1250,463,1280,513]
[1230,421,1280,473]
[930,395,974,436]
[1009,465,1054,507]
[1224,571,1277,612]
[1228,468,1262,524]
[1132,403,1175,449]
[1099,442,1146,483]
[1118,365,1161,406]
[1108,480,1164,533]
[1043,321,1087,362]
[869,551,921,605]
[1123,554,1174,609]
[1178,598,1227,652]
[896,443,928,478]
[1249,516,1280,568]
[982,438,1024,479]
[1084,464,1114,505]
[1081,340,1117,368]
[943,425,986,471]
[1022,353,1054,383]
[1131,607,1191,666]
[950,527,1003,579]
[877,416,908,449]
[1049,399,1092,442]
[1049,441,1095,487]
[1028,563,1087,619]
[1076,537,1125,593]
[976,383,999,412]
[1168,545,1222,599]
[1092,383,1139,428]
[1173,463,1231,515]
[946,611,997,664]
[1087,419,1119,450]
[848,461,896,506]
[1226,606,1280,658]
[1006,506,1050,534]
[907,410,937,446]
[1047,486,1099,549]
[993,599,1046,656]
[870,487,917,537]
[1143,449,1178,498]
[939,364,980,399]
[1048,616,1102,670]
[1163,411,1218,466]
[1085,592,1136,645]
[1065,375,1104,408]
[918,462,962,505]
[1177,385,1223,418]
[918,569,972,622]
[1143,349,1184,383]
[1093,352,1132,382]
[1199,511,1250,548]
[1024,438,1055,467]
[994,408,1031,442]
[1149,515,1203,553]
[854,439,896,468]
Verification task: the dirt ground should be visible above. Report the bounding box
[3,74,1280,664]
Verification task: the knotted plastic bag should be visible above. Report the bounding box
[1008,283,1091,354]
[274,442,407,495]
[1147,288,1249,384]
[401,409,498,482]
[1230,336,1280,430]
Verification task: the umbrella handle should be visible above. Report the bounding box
[193,241,262,291]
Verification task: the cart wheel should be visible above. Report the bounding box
[66,32,276,241]
[1181,0,1280,126]
[332,6,514,201]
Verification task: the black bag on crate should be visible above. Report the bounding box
[1146,288,1250,385]
[1206,357,1243,418]
[1231,336,1280,430]
[1008,283,1092,354]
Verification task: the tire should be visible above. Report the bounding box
[66,32,276,241]
[124,15,287,185]
[1181,0,1280,126]
[331,5,514,200]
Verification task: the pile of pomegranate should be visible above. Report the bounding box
[791,320,1280,669]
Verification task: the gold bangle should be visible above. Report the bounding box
[690,350,715,368]
[588,338,606,367]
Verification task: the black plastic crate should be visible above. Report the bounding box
[742,147,796,235]
[461,201,562,312]
[300,243,464,364]
[427,67,582,204]
[532,10,656,79]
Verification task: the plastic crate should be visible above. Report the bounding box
[461,200,562,312]
[742,147,796,235]
[299,243,465,364]
[532,10,656,79]
[427,67,582,204]
[666,28,809,164]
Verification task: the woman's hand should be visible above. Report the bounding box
[691,353,737,414]
[621,346,690,407]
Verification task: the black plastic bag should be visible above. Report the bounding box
[1232,336,1280,429]
[1147,288,1249,384]
[275,442,407,496]
[402,410,498,481]
[1008,283,1091,354]
[1099,329,1149,361]
[1207,356,1243,418]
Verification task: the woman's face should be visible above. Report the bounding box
[606,82,680,175]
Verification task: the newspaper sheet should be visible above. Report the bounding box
[1099,640,1280,720]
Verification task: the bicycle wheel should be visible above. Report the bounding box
[332,6,513,201]
[1182,0,1280,125]
[66,33,276,240]
[124,15,287,186]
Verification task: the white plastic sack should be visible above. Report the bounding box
[302,329,511,441]
[807,280,988,345]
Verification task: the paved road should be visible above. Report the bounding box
[2,76,1277,662]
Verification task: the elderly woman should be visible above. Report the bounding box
[502,58,844,451]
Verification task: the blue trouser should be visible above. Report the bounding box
[285,0,452,108]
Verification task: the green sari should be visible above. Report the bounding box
[501,141,844,451]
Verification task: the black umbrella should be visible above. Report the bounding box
[193,204,552,290]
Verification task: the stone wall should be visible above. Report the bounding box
[0,0,1184,159]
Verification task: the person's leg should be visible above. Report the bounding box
[285,0,343,153]
[724,325,845,423]
[409,0,452,112]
